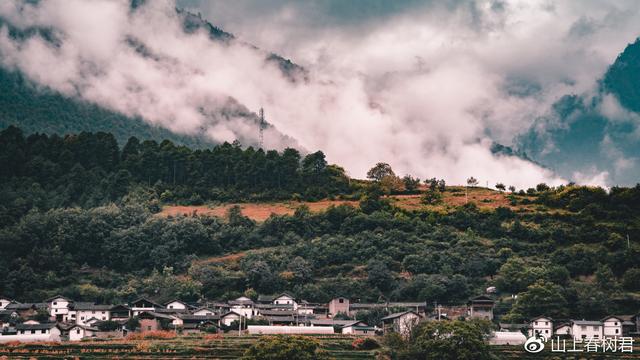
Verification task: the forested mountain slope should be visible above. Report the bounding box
[1,126,639,324]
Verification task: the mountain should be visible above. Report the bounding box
[603,37,640,112]
[0,4,301,148]
[516,38,640,186]
[0,66,215,147]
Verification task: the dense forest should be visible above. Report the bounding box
[0,126,351,225]
[1,126,640,324]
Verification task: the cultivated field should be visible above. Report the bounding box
[0,334,377,359]
[159,187,539,222]
[2,336,640,359]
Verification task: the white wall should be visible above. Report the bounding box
[603,318,622,338]
[572,323,603,339]
[528,318,553,338]
[193,309,215,316]
[166,301,187,310]
[49,298,70,318]
[0,327,61,343]
[0,299,11,310]
[248,326,334,335]
[69,327,96,341]
[76,310,110,325]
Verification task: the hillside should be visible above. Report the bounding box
[0,67,214,147]
[159,187,540,222]
[1,127,639,326]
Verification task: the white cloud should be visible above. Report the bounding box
[5,0,639,187]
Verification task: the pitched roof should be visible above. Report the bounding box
[341,321,368,328]
[192,307,217,313]
[220,311,243,318]
[6,303,47,310]
[137,311,174,320]
[69,324,99,331]
[381,311,421,321]
[164,299,189,306]
[529,316,553,322]
[44,295,72,302]
[130,297,163,308]
[257,310,298,316]
[177,314,221,321]
[309,319,361,326]
[72,302,113,311]
[16,323,58,330]
[572,320,602,326]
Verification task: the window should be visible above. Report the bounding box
[53,302,57,305]
[593,326,599,331]
[147,326,151,331]
[31,330,35,334]
[41,330,46,334]
[535,321,538,325]
[615,322,618,326]
[339,299,344,303]
[616,329,619,334]
[581,325,587,330]
[76,329,81,334]
[81,317,85,320]
[20,330,25,334]
[545,330,549,334]
[169,306,173,309]
[545,322,548,325]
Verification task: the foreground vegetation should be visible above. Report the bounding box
[2,329,640,360]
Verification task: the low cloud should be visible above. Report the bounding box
[3,0,639,187]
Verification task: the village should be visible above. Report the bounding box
[1,293,639,345]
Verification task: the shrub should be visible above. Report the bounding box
[242,335,329,360]
[126,330,177,340]
[352,337,380,350]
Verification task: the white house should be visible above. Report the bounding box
[341,321,375,335]
[129,298,162,316]
[220,311,243,326]
[45,295,72,322]
[273,293,298,310]
[571,320,603,340]
[528,316,553,338]
[0,323,62,343]
[68,324,98,341]
[72,303,112,325]
[193,307,216,316]
[0,298,13,310]
[381,311,422,336]
[602,316,623,338]
[554,323,572,336]
[165,300,188,310]
[228,297,255,319]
